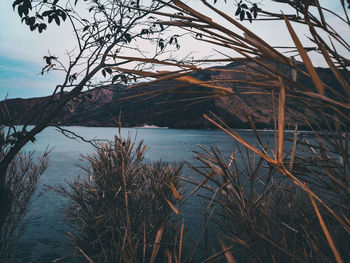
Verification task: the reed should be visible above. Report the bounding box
[56,135,184,262]
[0,150,48,262]
[111,0,350,261]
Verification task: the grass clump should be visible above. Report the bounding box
[191,136,350,262]
[58,135,183,262]
[0,151,48,263]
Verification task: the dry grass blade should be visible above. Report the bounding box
[150,223,165,263]
[272,91,278,157]
[106,55,198,69]
[114,243,133,263]
[283,15,324,95]
[169,180,182,200]
[165,248,172,263]
[202,243,235,263]
[217,235,237,263]
[173,0,213,24]
[165,198,180,215]
[300,91,350,110]
[76,246,95,263]
[308,194,343,263]
[203,114,277,164]
[175,75,233,93]
[317,41,350,98]
[288,124,298,171]
[205,113,350,238]
[121,4,200,22]
[278,77,286,164]
[110,67,161,78]
[280,168,350,234]
[201,0,289,63]
[124,70,194,90]
[178,218,184,263]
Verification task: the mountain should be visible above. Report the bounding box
[0,59,340,129]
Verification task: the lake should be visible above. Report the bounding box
[15,126,282,262]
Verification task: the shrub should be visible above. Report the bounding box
[191,140,350,262]
[58,136,183,262]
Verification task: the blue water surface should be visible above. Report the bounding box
[16,126,278,262]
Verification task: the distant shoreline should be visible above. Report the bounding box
[12,124,339,135]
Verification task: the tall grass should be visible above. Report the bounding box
[189,136,350,262]
[56,135,184,262]
[109,0,350,261]
[0,151,48,262]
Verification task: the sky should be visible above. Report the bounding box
[0,0,348,99]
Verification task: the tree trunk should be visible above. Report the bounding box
[0,184,11,232]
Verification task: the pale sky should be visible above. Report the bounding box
[0,0,348,99]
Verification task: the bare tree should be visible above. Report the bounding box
[1,0,171,231]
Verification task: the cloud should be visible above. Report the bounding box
[0,1,347,99]
[0,56,61,99]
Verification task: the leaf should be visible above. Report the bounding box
[159,23,164,31]
[121,74,128,84]
[102,69,106,78]
[105,67,112,74]
[112,75,120,83]
[28,16,35,25]
[124,33,132,43]
[29,23,37,31]
[18,5,23,18]
[158,39,164,51]
[60,11,67,21]
[22,1,30,16]
[141,28,149,34]
[246,12,252,23]
[235,6,241,16]
[54,16,60,26]
[44,56,51,65]
[42,10,52,17]
[38,23,47,33]
[12,0,22,10]
[240,10,245,21]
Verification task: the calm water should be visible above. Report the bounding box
[16,126,279,262]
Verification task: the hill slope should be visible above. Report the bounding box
[1,60,339,129]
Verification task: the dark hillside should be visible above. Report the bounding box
[1,60,340,129]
